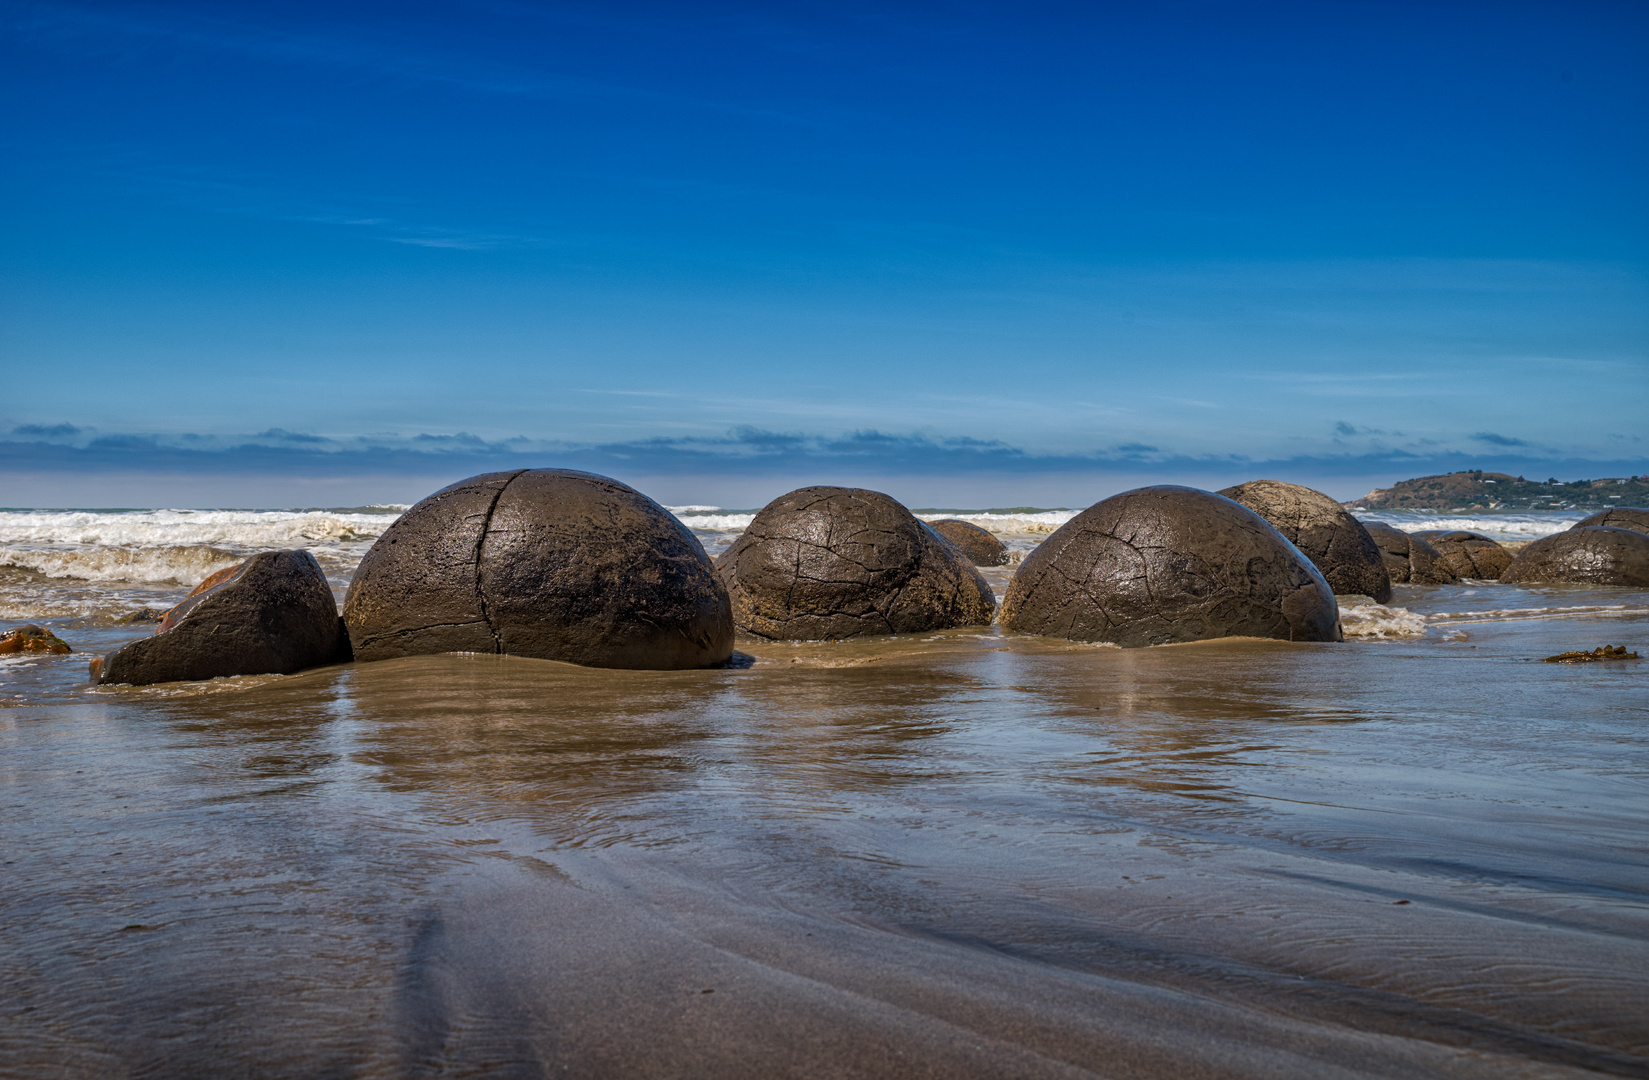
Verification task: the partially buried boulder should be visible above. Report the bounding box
[927,518,1011,566]
[1360,521,1457,585]
[1422,531,1513,580]
[998,486,1341,647]
[1217,480,1391,602]
[0,624,71,654]
[715,487,996,640]
[344,469,732,669]
[1499,527,1649,587]
[1574,507,1649,535]
[92,550,344,685]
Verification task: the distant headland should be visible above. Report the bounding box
[1347,471,1649,512]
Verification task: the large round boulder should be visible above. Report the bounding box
[1574,507,1649,535]
[344,470,733,669]
[1360,521,1457,585]
[998,486,1341,647]
[1499,526,1649,586]
[1423,531,1513,580]
[928,518,1011,566]
[1216,480,1391,602]
[715,487,996,640]
[93,550,344,685]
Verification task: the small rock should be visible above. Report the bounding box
[0,624,71,655]
[1543,645,1639,663]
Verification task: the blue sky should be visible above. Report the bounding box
[2,0,1646,507]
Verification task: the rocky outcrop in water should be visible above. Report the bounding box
[0,624,71,654]
[1217,480,1391,602]
[998,486,1341,647]
[1420,531,1513,580]
[344,469,733,669]
[1359,521,1457,585]
[927,519,1011,566]
[92,550,344,685]
[1574,507,1649,535]
[715,487,996,640]
[1499,527,1649,587]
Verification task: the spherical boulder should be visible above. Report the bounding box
[1574,507,1649,535]
[1216,480,1391,602]
[998,486,1341,647]
[715,487,996,640]
[1499,526,1649,587]
[1425,531,1513,580]
[93,550,344,685]
[928,518,1011,566]
[1360,521,1457,585]
[344,469,733,669]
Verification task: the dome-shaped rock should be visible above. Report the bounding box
[1425,531,1512,580]
[998,486,1341,647]
[1,624,71,655]
[1360,521,1457,585]
[1216,480,1391,602]
[1574,507,1649,535]
[1499,526,1649,587]
[715,487,996,640]
[344,470,733,669]
[93,550,344,685]
[928,519,1011,566]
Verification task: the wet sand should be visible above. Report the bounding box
[2,580,1647,1077]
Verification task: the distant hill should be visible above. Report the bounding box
[1348,470,1649,512]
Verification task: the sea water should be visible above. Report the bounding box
[1,503,1645,1077]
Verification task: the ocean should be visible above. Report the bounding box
[2,501,1645,1077]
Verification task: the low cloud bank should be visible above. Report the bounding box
[3,428,1644,508]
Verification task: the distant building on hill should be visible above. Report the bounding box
[1348,471,1649,512]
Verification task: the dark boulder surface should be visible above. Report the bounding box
[1574,507,1649,535]
[344,469,732,669]
[94,550,343,685]
[998,486,1341,648]
[1360,521,1457,585]
[927,518,1011,566]
[1216,480,1392,602]
[1500,527,1649,587]
[1425,531,1513,580]
[715,487,996,640]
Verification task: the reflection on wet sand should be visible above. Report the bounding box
[2,586,1647,1077]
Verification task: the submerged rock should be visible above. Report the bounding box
[715,487,996,640]
[927,519,1011,566]
[1573,507,1649,535]
[114,608,167,625]
[998,486,1341,647]
[93,550,343,685]
[1543,644,1640,663]
[1499,526,1649,587]
[0,624,71,654]
[1424,531,1513,580]
[344,469,733,669]
[1217,480,1391,602]
[1360,521,1457,585]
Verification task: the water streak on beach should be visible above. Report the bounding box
[1,504,1645,1077]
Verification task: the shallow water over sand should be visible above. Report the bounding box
[3,575,1646,1077]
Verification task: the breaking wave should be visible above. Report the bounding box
[1357,510,1584,542]
[0,545,245,586]
[0,509,396,550]
[1338,600,1427,639]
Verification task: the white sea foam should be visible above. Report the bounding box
[1355,510,1583,542]
[671,512,758,531]
[1338,600,1427,639]
[1427,604,1648,625]
[916,511,1077,536]
[0,509,396,550]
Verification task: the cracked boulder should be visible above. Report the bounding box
[715,486,996,640]
[998,486,1341,647]
[93,550,344,685]
[1359,521,1457,585]
[1499,526,1649,587]
[1216,480,1392,602]
[1574,507,1649,535]
[343,469,733,669]
[928,519,1011,566]
[1418,531,1513,580]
